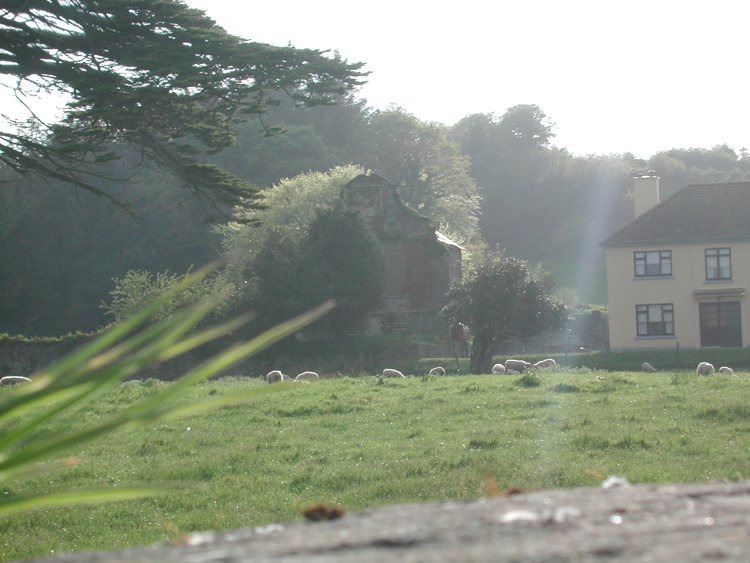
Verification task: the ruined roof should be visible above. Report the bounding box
[436,231,463,250]
[602,182,750,246]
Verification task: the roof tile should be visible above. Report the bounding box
[602,182,750,246]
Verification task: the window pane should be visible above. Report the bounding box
[645,252,660,275]
[648,305,662,322]
[635,262,645,276]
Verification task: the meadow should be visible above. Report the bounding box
[3,368,750,561]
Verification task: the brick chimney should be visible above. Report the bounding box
[633,171,659,217]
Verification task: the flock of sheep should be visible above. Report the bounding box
[640,361,734,376]
[263,358,559,382]
[0,359,739,389]
[261,357,740,382]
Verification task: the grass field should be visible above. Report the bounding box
[3,368,750,561]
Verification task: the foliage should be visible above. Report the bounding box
[244,202,383,337]
[212,94,372,189]
[442,252,568,374]
[5,371,750,560]
[0,167,222,336]
[0,0,365,218]
[363,108,480,245]
[101,268,232,326]
[306,203,384,336]
[0,264,333,518]
[219,164,365,263]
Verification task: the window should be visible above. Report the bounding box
[706,248,731,280]
[634,250,671,277]
[636,304,674,336]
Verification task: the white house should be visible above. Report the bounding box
[602,174,750,350]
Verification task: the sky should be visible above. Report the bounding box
[187,0,750,159]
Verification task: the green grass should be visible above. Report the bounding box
[4,369,750,560]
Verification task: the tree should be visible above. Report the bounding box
[218,166,382,337]
[442,253,568,374]
[364,107,480,245]
[242,203,382,338]
[497,104,555,150]
[218,164,365,284]
[306,203,383,337]
[0,0,365,219]
[0,164,223,336]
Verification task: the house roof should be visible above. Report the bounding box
[602,181,750,246]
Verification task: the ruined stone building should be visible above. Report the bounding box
[341,173,462,340]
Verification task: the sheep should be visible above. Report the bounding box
[295,371,319,382]
[506,369,520,375]
[696,362,715,375]
[382,368,406,378]
[0,375,31,387]
[719,366,735,375]
[641,362,657,373]
[428,366,446,376]
[265,370,283,383]
[533,358,557,370]
[491,363,506,375]
[504,359,532,373]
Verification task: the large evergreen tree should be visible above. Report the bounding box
[0,0,365,218]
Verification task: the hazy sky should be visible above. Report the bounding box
[188,0,749,159]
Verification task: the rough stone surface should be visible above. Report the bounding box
[19,480,750,562]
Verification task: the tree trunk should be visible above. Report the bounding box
[469,331,496,374]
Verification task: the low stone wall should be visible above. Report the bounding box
[23,479,750,562]
[0,340,77,378]
[0,339,451,380]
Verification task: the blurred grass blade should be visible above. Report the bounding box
[30,262,221,380]
[0,301,229,448]
[0,485,183,517]
[0,300,334,484]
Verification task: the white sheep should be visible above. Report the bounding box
[382,368,406,378]
[265,370,283,383]
[506,369,520,375]
[696,362,715,375]
[491,363,506,375]
[719,366,735,375]
[428,366,446,376]
[533,358,557,369]
[641,362,657,373]
[504,359,531,373]
[295,371,319,382]
[0,375,31,387]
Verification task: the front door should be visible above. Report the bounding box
[699,301,742,347]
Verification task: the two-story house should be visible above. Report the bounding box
[602,174,750,350]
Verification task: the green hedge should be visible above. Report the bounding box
[407,347,750,375]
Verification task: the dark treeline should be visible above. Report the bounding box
[2,97,749,336]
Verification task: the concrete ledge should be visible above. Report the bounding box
[23,479,750,562]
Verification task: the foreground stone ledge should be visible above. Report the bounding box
[20,480,750,562]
